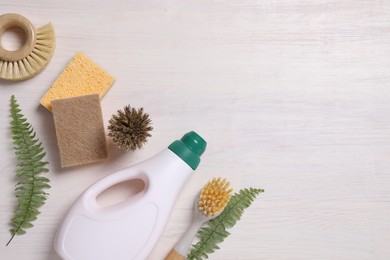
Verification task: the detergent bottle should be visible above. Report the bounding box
[54,131,207,260]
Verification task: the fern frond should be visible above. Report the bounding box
[6,95,50,246]
[187,188,264,260]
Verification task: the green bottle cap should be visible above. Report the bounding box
[168,131,207,170]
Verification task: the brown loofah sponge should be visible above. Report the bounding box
[52,94,107,168]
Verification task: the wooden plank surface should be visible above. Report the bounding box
[1,0,390,259]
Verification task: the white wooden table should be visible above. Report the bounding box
[1,1,390,259]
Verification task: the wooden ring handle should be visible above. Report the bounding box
[0,13,36,62]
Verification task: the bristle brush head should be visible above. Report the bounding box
[108,105,153,151]
[0,13,55,81]
[198,177,233,217]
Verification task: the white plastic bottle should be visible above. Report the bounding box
[54,131,207,260]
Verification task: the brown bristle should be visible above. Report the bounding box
[198,177,233,217]
[108,105,153,151]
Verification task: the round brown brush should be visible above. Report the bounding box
[108,105,153,151]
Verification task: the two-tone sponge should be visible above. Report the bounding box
[41,52,114,167]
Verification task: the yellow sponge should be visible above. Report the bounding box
[40,52,115,111]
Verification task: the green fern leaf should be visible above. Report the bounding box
[6,95,50,246]
[187,188,264,260]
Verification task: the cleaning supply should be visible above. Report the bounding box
[165,178,232,260]
[51,94,107,167]
[108,105,153,151]
[54,131,207,260]
[0,13,55,81]
[187,187,264,259]
[40,52,115,111]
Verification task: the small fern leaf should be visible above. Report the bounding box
[187,187,264,260]
[6,95,50,246]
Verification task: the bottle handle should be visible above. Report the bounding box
[83,168,148,211]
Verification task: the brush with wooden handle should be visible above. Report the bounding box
[0,13,55,81]
[165,177,232,260]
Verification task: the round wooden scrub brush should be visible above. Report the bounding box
[108,105,153,151]
[165,177,233,260]
[0,13,55,81]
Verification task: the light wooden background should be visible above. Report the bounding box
[1,0,390,259]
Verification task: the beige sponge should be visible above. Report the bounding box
[40,52,115,111]
[52,94,107,168]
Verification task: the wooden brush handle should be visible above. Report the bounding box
[165,249,185,260]
[0,13,36,61]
